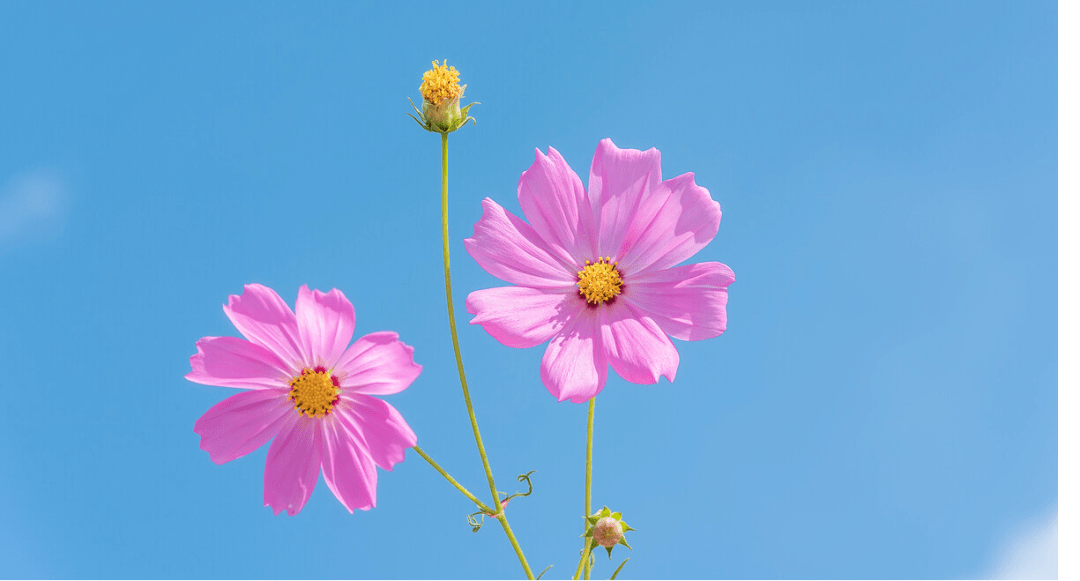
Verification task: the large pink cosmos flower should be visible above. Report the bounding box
[465,139,734,403]
[186,284,421,515]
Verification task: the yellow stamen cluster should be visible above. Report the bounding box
[288,368,339,418]
[419,59,465,105]
[577,257,623,304]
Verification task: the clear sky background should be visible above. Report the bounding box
[0,1,1058,579]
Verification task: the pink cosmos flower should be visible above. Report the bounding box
[186,284,420,515]
[465,139,734,403]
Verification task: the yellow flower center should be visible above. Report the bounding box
[288,367,340,418]
[419,59,465,105]
[577,258,623,305]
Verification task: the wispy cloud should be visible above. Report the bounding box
[985,506,1057,580]
[0,170,69,250]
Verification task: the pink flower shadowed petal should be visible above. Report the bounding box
[615,172,722,277]
[223,284,305,369]
[194,388,296,464]
[518,147,597,264]
[264,415,322,516]
[466,286,581,348]
[338,394,417,471]
[335,331,422,395]
[464,198,576,288]
[186,336,290,389]
[320,415,378,513]
[598,302,679,385]
[587,138,663,258]
[295,285,356,369]
[625,262,735,341]
[541,310,608,403]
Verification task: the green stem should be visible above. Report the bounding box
[583,397,596,579]
[440,133,534,580]
[412,446,493,514]
[573,538,594,580]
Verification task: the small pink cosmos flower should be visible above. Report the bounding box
[186,284,421,515]
[465,139,734,403]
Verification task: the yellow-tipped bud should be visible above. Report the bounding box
[408,59,479,134]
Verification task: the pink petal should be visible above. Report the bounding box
[466,286,581,348]
[614,173,722,277]
[320,413,378,513]
[335,331,422,395]
[193,388,295,464]
[464,198,576,289]
[263,414,321,516]
[223,284,304,371]
[517,147,597,264]
[295,285,356,369]
[338,394,417,471]
[186,336,290,390]
[598,301,680,385]
[540,309,608,403]
[625,262,735,341]
[587,139,663,258]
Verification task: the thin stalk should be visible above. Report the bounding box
[440,133,534,580]
[412,446,492,514]
[583,397,596,579]
[573,538,594,580]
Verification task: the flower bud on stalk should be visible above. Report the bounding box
[408,59,478,134]
[583,506,634,558]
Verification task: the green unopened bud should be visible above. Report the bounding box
[408,59,478,134]
[583,506,635,559]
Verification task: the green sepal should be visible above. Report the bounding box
[599,506,612,517]
[582,525,595,538]
[407,96,424,117]
[406,112,430,131]
[587,515,601,525]
[460,101,480,117]
[618,536,632,550]
[605,545,614,559]
[610,558,629,580]
[620,522,634,532]
[611,512,622,521]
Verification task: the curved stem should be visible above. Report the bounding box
[412,446,493,514]
[583,397,596,579]
[441,133,534,580]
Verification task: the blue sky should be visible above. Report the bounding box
[0,1,1057,579]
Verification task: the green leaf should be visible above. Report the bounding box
[536,565,553,579]
[610,558,629,580]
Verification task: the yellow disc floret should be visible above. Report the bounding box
[577,257,623,305]
[419,59,465,105]
[288,367,339,418]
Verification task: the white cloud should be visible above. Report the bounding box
[985,506,1058,580]
[0,170,69,249]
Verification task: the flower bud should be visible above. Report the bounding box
[583,506,635,558]
[408,59,478,134]
[593,516,623,548]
